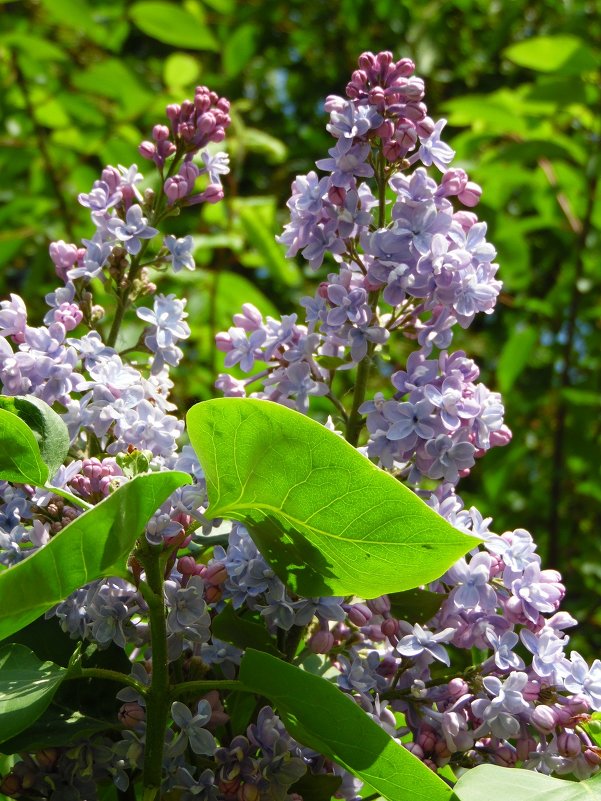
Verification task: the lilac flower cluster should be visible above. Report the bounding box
[324,484,601,780]
[215,51,505,486]
[0,52,597,801]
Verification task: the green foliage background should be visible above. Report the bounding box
[0,0,600,652]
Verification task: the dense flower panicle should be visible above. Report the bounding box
[0,55,597,801]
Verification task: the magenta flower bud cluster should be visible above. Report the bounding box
[140,85,231,168]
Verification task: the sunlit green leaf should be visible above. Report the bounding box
[129,2,218,50]
[187,399,476,598]
[0,407,48,486]
[504,36,597,73]
[452,763,601,800]
[0,644,67,744]
[164,53,200,88]
[497,325,538,393]
[223,24,258,77]
[0,395,70,479]
[0,472,190,641]
[239,649,452,801]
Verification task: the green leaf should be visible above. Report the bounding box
[212,603,283,657]
[451,763,601,800]
[129,2,218,50]
[186,399,476,598]
[239,649,452,801]
[0,407,48,486]
[388,588,446,626]
[289,772,342,801]
[0,471,190,641]
[2,33,68,61]
[0,644,67,744]
[503,36,597,73]
[241,128,288,164]
[496,325,538,393]
[223,24,258,77]
[72,58,153,118]
[236,199,300,287]
[0,704,115,753]
[0,395,70,478]
[164,52,200,88]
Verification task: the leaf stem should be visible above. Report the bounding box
[137,545,170,800]
[70,667,146,694]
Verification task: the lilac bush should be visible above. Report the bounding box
[0,52,599,801]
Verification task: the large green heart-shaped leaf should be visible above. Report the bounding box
[187,399,475,598]
[452,763,601,800]
[0,407,49,486]
[239,649,452,801]
[0,644,67,744]
[0,471,190,641]
[0,395,70,478]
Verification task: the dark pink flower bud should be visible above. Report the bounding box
[204,562,227,584]
[347,603,372,627]
[403,742,424,759]
[179,161,200,186]
[417,725,437,754]
[458,181,482,207]
[215,331,233,353]
[328,185,347,206]
[166,103,181,122]
[164,175,189,204]
[531,704,558,733]
[367,595,391,615]
[558,732,582,758]
[381,617,399,638]
[448,678,469,698]
[584,748,601,766]
[309,629,334,654]
[138,141,156,160]
[492,745,516,767]
[177,556,200,576]
[119,702,146,728]
[233,303,263,332]
[453,210,478,232]
[153,124,170,142]
[516,735,537,761]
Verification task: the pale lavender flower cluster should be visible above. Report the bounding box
[215,51,507,486]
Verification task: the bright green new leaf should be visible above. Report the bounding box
[497,325,538,393]
[0,644,67,745]
[0,407,48,486]
[236,199,300,287]
[503,36,596,73]
[164,53,200,88]
[129,2,219,51]
[186,399,476,598]
[452,763,601,800]
[0,471,190,641]
[0,395,70,478]
[223,24,258,77]
[239,649,452,801]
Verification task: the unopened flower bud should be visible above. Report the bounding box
[458,181,482,207]
[119,702,146,728]
[558,731,582,758]
[346,603,372,627]
[309,629,334,654]
[531,704,558,733]
[367,595,391,615]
